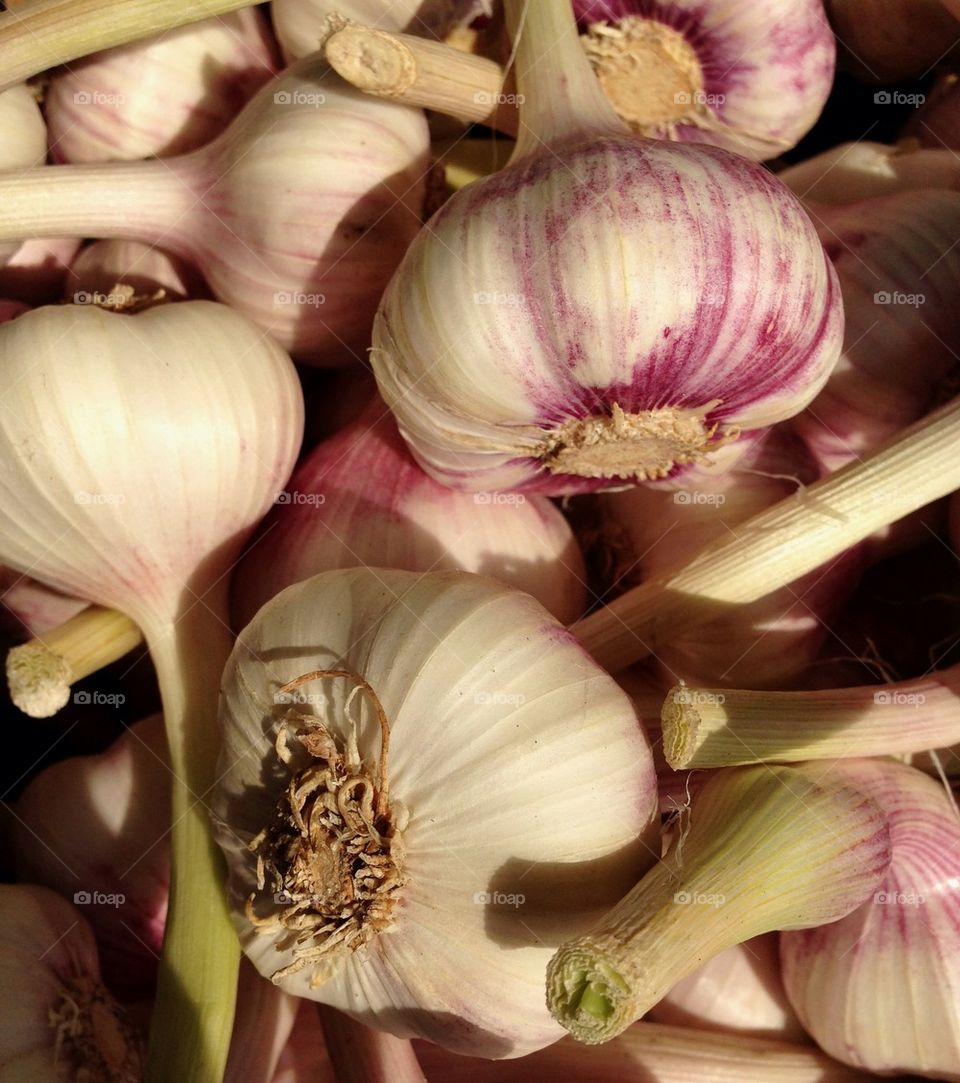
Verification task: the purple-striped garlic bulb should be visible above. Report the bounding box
[372,0,843,495]
[781,759,960,1078]
[233,403,587,628]
[574,0,835,160]
[271,0,491,63]
[45,10,278,163]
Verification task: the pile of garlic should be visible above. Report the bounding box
[0,1,958,1081]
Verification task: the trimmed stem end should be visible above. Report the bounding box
[6,641,71,718]
[546,941,633,1044]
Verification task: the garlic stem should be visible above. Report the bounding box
[142,591,239,1083]
[0,158,192,247]
[662,668,960,769]
[0,0,259,93]
[321,21,518,135]
[546,764,891,1044]
[6,605,142,718]
[502,0,626,158]
[318,1007,427,1083]
[573,394,960,673]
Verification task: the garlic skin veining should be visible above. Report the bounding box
[233,404,587,628]
[372,0,843,496]
[574,0,835,161]
[781,760,960,1079]
[214,567,659,1058]
[45,9,277,162]
[272,0,491,62]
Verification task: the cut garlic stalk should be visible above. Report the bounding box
[0,884,143,1081]
[574,393,960,672]
[371,0,842,495]
[7,606,143,717]
[416,1021,875,1081]
[214,567,659,1057]
[663,665,960,768]
[781,759,960,1078]
[546,764,891,1044]
[45,9,277,162]
[0,301,303,1083]
[233,404,587,628]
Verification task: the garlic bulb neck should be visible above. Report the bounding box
[50,974,143,1082]
[542,401,732,481]
[248,674,405,988]
[581,17,704,133]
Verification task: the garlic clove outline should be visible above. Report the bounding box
[214,566,659,1058]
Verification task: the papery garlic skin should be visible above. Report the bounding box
[779,142,960,205]
[0,301,301,622]
[45,9,278,162]
[374,136,843,495]
[233,406,587,628]
[272,0,491,62]
[66,238,200,302]
[781,760,960,1079]
[12,715,170,999]
[793,190,960,475]
[574,0,835,161]
[0,884,143,1081]
[0,85,46,266]
[214,568,659,1058]
[649,934,807,1041]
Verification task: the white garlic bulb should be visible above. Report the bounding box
[0,84,47,266]
[214,567,659,1058]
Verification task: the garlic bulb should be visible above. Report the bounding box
[781,759,960,1078]
[546,763,891,1043]
[272,0,490,62]
[0,884,143,1081]
[213,567,659,1057]
[825,0,960,82]
[12,714,170,999]
[779,142,960,205]
[65,238,201,302]
[45,9,278,162]
[649,935,807,1041]
[0,566,85,637]
[372,0,843,495]
[0,84,46,266]
[0,237,81,303]
[792,189,960,475]
[574,0,835,161]
[595,428,857,687]
[233,404,587,628]
[273,1005,334,1083]
[0,300,304,1080]
[0,59,430,364]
